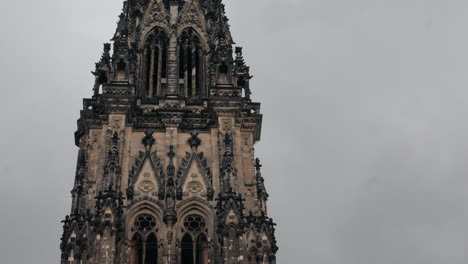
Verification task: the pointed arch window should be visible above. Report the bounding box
[262,248,272,264]
[196,234,209,264]
[247,247,258,264]
[142,27,169,97]
[146,233,158,264]
[130,233,144,264]
[181,233,194,264]
[178,29,204,99]
[130,214,159,264]
[181,215,209,264]
[224,224,241,263]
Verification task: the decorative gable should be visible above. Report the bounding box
[177,0,205,29]
[127,151,164,201]
[225,209,238,225]
[177,151,214,200]
[134,158,159,196]
[141,0,170,29]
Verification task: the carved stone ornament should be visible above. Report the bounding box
[142,1,169,29]
[187,131,202,150]
[138,180,155,192]
[186,181,203,193]
[142,130,156,150]
[178,1,202,28]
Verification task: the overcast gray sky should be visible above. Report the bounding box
[1,0,468,263]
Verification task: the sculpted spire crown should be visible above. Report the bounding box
[90,0,257,102]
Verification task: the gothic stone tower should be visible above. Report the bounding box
[60,1,278,263]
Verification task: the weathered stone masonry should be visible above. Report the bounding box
[60,1,278,263]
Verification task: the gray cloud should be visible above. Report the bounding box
[1,0,467,263]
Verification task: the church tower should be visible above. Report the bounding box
[60,1,278,263]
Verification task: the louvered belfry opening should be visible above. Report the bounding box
[178,28,203,98]
[142,27,169,98]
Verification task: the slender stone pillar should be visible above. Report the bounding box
[183,44,189,97]
[156,46,163,96]
[166,1,179,96]
[167,35,179,96]
[192,47,197,97]
[148,46,156,97]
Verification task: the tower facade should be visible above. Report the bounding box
[60,1,278,263]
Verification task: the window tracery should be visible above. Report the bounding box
[130,214,159,264]
[180,215,208,264]
[135,214,157,233]
[184,215,206,233]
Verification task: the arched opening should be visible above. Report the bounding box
[181,233,194,264]
[178,28,203,98]
[262,249,272,264]
[237,77,246,90]
[98,74,107,94]
[181,233,209,264]
[142,27,169,97]
[145,233,158,264]
[196,234,208,264]
[93,72,108,95]
[218,62,229,85]
[98,74,108,86]
[116,59,127,81]
[181,214,209,264]
[131,214,159,264]
[130,233,143,264]
[247,248,258,264]
[225,225,240,262]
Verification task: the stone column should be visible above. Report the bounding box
[166,2,180,96]
[148,46,156,97]
[167,34,179,96]
[192,47,197,97]
[183,44,190,97]
[157,46,163,96]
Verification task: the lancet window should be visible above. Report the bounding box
[178,29,204,98]
[180,215,209,264]
[130,214,159,264]
[247,248,258,264]
[142,27,169,97]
